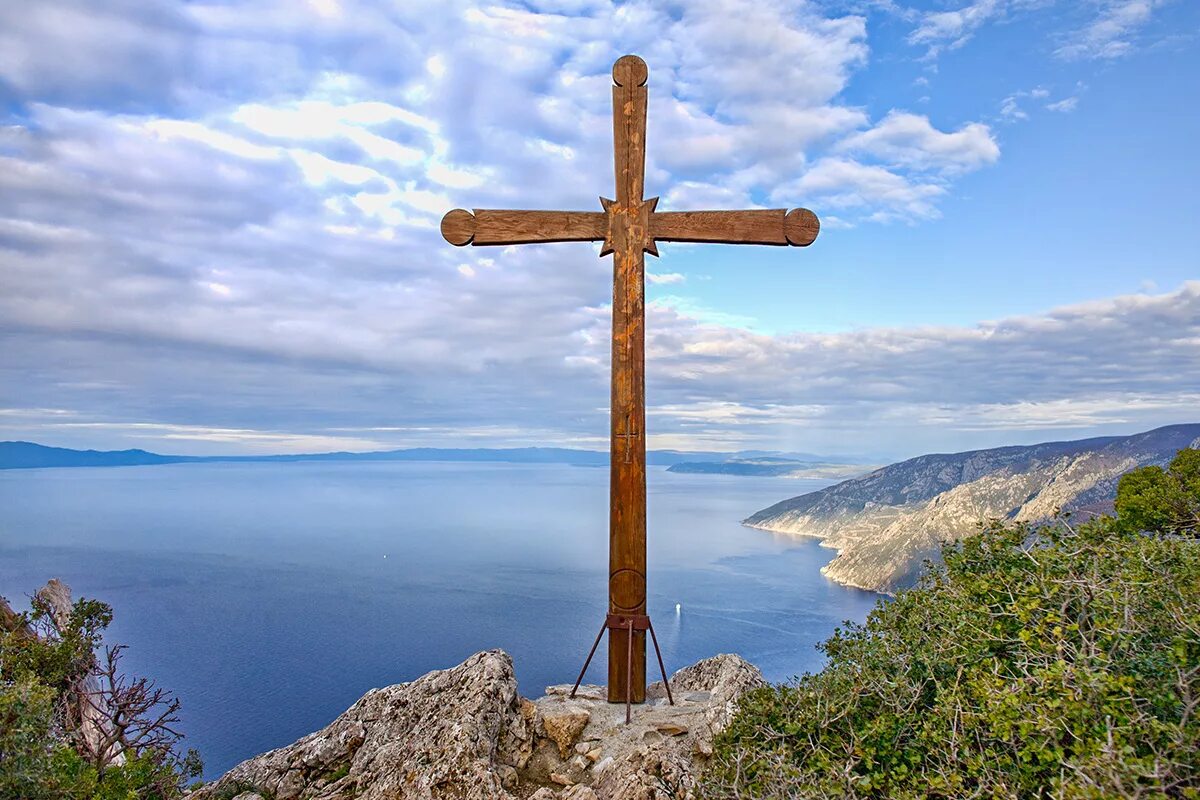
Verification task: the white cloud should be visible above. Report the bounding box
[146,120,281,160]
[1000,95,1028,121]
[908,0,1166,63]
[1046,96,1079,112]
[776,157,946,221]
[291,150,384,186]
[16,0,1176,458]
[1000,86,1082,122]
[50,421,385,452]
[836,111,999,174]
[647,272,685,285]
[909,0,1002,58]
[1056,0,1162,60]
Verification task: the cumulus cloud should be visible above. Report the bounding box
[774,157,946,221]
[1,0,1181,459]
[836,111,999,174]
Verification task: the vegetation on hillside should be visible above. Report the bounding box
[1116,447,1200,537]
[705,449,1200,799]
[0,588,201,800]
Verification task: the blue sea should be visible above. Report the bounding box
[0,461,879,778]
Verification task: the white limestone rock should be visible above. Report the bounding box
[745,424,1200,593]
[190,650,766,800]
[189,650,530,800]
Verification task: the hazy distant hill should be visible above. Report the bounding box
[745,423,1200,594]
[0,442,190,469]
[668,456,874,479]
[0,441,759,470]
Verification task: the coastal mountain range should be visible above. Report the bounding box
[745,423,1200,594]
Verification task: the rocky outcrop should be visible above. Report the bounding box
[746,423,1200,593]
[190,650,765,800]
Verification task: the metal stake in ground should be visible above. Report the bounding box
[441,54,820,705]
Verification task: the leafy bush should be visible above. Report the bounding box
[1116,447,1200,536]
[0,589,201,799]
[705,452,1200,799]
[0,676,61,799]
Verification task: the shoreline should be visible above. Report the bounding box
[742,519,891,596]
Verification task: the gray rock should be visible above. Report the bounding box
[192,650,766,800]
[189,650,528,800]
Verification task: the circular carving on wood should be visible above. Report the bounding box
[609,568,645,611]
[784,208,819,247]
[441,209,476,246]
[612,55,648,88]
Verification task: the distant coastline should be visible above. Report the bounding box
[667,457,875,479]
[0,440,870,473]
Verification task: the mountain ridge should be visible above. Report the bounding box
[744,423,1200,593]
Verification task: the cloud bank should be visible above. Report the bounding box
[0,1,1192,458]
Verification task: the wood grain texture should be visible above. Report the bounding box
[440,209,476,246]
[612,62,646,209]
[442,210,607,246]
[652,209,789,245]
[650,208,821,247]
[607,54,650,704]
[612,54,648,88]
[783,208,820,246]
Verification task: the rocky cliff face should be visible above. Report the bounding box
[745,424,1200,594]
[188,650,765,800]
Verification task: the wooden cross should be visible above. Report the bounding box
[441,55,819,705]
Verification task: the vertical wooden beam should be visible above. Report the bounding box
[439,53,820,710]
[607,54,649,704]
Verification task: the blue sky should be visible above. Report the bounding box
[653,1,1200,334]
[1,0,1197,460]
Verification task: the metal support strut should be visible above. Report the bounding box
[570,613,673,723]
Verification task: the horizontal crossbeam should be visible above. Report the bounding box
[651,208,819,247]
[441,209,607,246]
[441,206,820,250]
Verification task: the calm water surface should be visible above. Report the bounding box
[0,461,879,777]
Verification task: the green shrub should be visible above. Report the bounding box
[704,516,1200,798]
[1117,448,1200,536]
[0,676,63,800]
[0,592,201,799]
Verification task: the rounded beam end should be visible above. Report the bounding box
[441,208,475,246]
[609,568,646,611]
[784,208,820,246]
[612,55,648,87]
